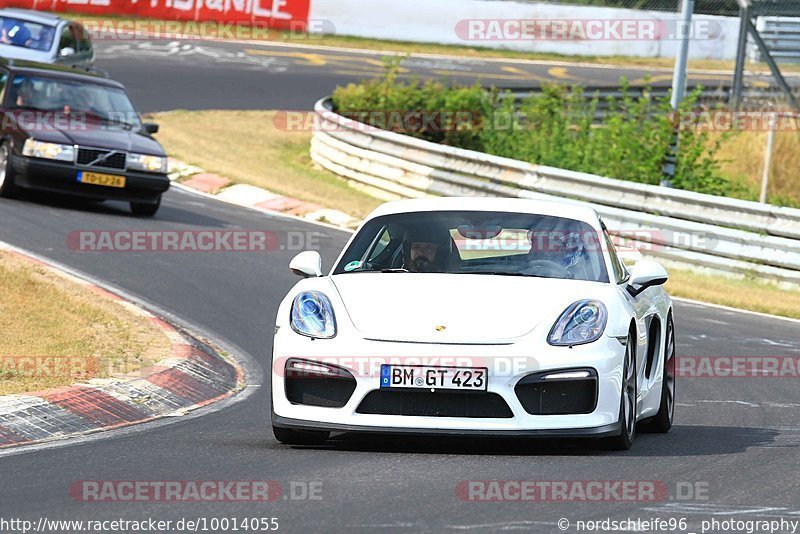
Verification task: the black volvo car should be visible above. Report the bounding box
[0,60,169,216]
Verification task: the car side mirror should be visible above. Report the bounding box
[59,47,75,58]
[626,259,668,297]
[289,251,323,278]
[143,122,159,134]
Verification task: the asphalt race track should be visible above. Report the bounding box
[0,37,799,534]
[93,37,797,112]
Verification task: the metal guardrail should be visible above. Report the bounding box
[310,97,800,284]
[503,84,800,113]
[505,85,728,103]
[755,16,800,63]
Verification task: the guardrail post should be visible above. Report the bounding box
[760,112,777,204]
[747,19,800,111]
[731,4,751,110]
[662,0,694,185]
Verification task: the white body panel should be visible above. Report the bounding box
[272,198,673,436]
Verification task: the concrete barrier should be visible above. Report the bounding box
[309,0,740,60]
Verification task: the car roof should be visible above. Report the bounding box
[0,8,63,26]
[0,58,124,88]
[365,197,603,227]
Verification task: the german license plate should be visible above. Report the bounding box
[78,171,126,188]
[380,365,488,391]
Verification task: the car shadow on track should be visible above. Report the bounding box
[6,190,230,227]
[10,190,127,215]
[282,425,781,457]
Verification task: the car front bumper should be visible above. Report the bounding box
[271,330,627,436]
[11,155,170,203]
[272,414,623,438]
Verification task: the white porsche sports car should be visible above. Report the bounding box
[271,198,675,450]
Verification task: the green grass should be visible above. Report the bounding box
[711,130,800,207]
[150,110,382,218]
[665,268,800,319]
[0,251,170,395]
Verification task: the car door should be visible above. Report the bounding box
[73,23,94,68]
[0,69,22,156]
[0,69,8,139]
[54,23,79,67]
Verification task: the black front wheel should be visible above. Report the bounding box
[130,195,161,217]
[604,330,637,451]
[0,143,19,199]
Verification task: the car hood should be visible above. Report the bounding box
[61,127,165,155]
[9,113,165,156]
[330,273,609,344]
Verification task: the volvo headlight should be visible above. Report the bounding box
[128,153,167,173]
[22,139,75,162]
[290,291,336,339]
[548,300,608,346]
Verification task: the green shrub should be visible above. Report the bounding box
[332,64,737,197]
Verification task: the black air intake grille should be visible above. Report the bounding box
[515,369,598,415]
[284,359,356,408]
[356,390,513,418]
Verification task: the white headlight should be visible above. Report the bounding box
[548,300,608,346]
[22,139,75,162]
[290,291,336,339]
[128,153,167,173]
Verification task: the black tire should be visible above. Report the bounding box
[272,425,330,446]
[0,143,19,199]
[604,330,637,451]
[641,314,676,433]
[130,195,161,217]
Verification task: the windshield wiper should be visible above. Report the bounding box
[11,105,54,113]
[463,271,546,278]
[97,116,135,131]
[73,110,135,130]
[86,112,134,130]
[381,268,410,273]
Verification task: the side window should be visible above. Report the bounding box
[360,226,404,271]
[58,25,77,53]
[75,24,92,54]
[368,228,391,260]
[603,228,629,284]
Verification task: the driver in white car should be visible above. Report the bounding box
[402,227,451,273]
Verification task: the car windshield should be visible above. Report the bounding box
[6,74,141,129]
[0,17,55,52]
[333,210,609,282]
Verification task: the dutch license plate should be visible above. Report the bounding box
[380,365,488,391]
[78,171,126,188]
